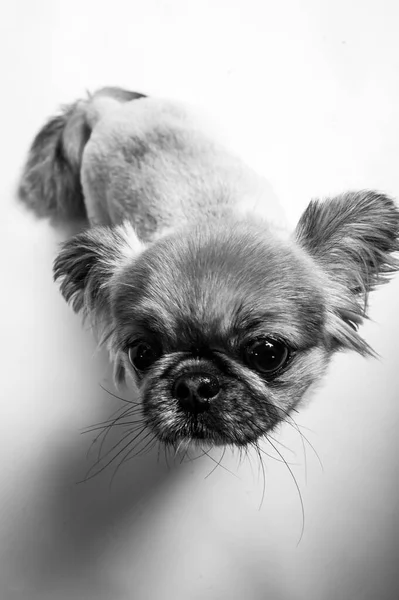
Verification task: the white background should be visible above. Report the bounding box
[1,1,399,599]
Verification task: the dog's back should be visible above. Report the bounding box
[18,88,286,239]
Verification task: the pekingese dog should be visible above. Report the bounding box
[19,86,399,448]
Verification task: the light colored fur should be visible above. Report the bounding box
[81,95,287,238]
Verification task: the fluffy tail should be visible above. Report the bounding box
[18,87,146,220]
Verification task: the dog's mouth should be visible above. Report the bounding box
[143,392,271,447]
[156,415,235,447]
[140,355,281,447]
[142,390,241,446]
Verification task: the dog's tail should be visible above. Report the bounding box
[18,87,146,221]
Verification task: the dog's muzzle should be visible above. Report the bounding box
[172,372,221,414]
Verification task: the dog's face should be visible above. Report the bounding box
[111,221,327,446]
[53,194,399,447]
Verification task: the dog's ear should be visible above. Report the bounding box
[296,191,399,298]
[53,222,145,322]
[18,87,146,220]
[295,191,399,353]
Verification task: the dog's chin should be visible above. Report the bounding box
[157,425,232,448]
[146,413,267,448]
[154,415,249,448]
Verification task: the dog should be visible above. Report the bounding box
[18,86,399,449]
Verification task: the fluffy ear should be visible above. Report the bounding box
[295,191,399,353]
[18,87,146,220]
[53,222,145,322]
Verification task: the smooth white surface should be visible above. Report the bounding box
[1,1,399,599]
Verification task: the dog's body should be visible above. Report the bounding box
[21,88,286,237]
[81,94,287,238]
[19,87,399,449]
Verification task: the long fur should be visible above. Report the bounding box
[53,222,144,316]
[295,190,399,355]
[295,190,399,300]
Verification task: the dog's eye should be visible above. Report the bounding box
[243,337,289,375]
[128,342,161,371]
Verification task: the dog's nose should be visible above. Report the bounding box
[173,373,220,413]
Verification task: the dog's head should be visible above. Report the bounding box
[54,192,399,447]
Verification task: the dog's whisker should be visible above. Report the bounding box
[296,424,308,484]
[132,434,158,459]
[99,383,139,406]
[82,423,147,481]
[90,419,136,465]
[82,404,130,432]
[241,415,296,466]
[82,390,143,461]
[181,446,208,463]
[81,407,142,434]
[204,447,227,479]
[245,444,260,484]
[84,412,138,460]
[177,438,193,463]
[80,424,149,483]
[83,417,144,435]
[98,420,147,464]
[163,443,172,471]
[266,433,296,456]
[180,445,191,464]
[252,441,267,510]
[201,448,239,480]
[173,438,186,460]
[85,420,147,462]
[96,406,144,462]
[266,437,306,546]
[284,415,324,472]
[156,441,163,465]
[258,442,298,466]
[109,430,156,488]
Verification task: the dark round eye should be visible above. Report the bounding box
[243,337,289,375]
[128,342,161,371]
